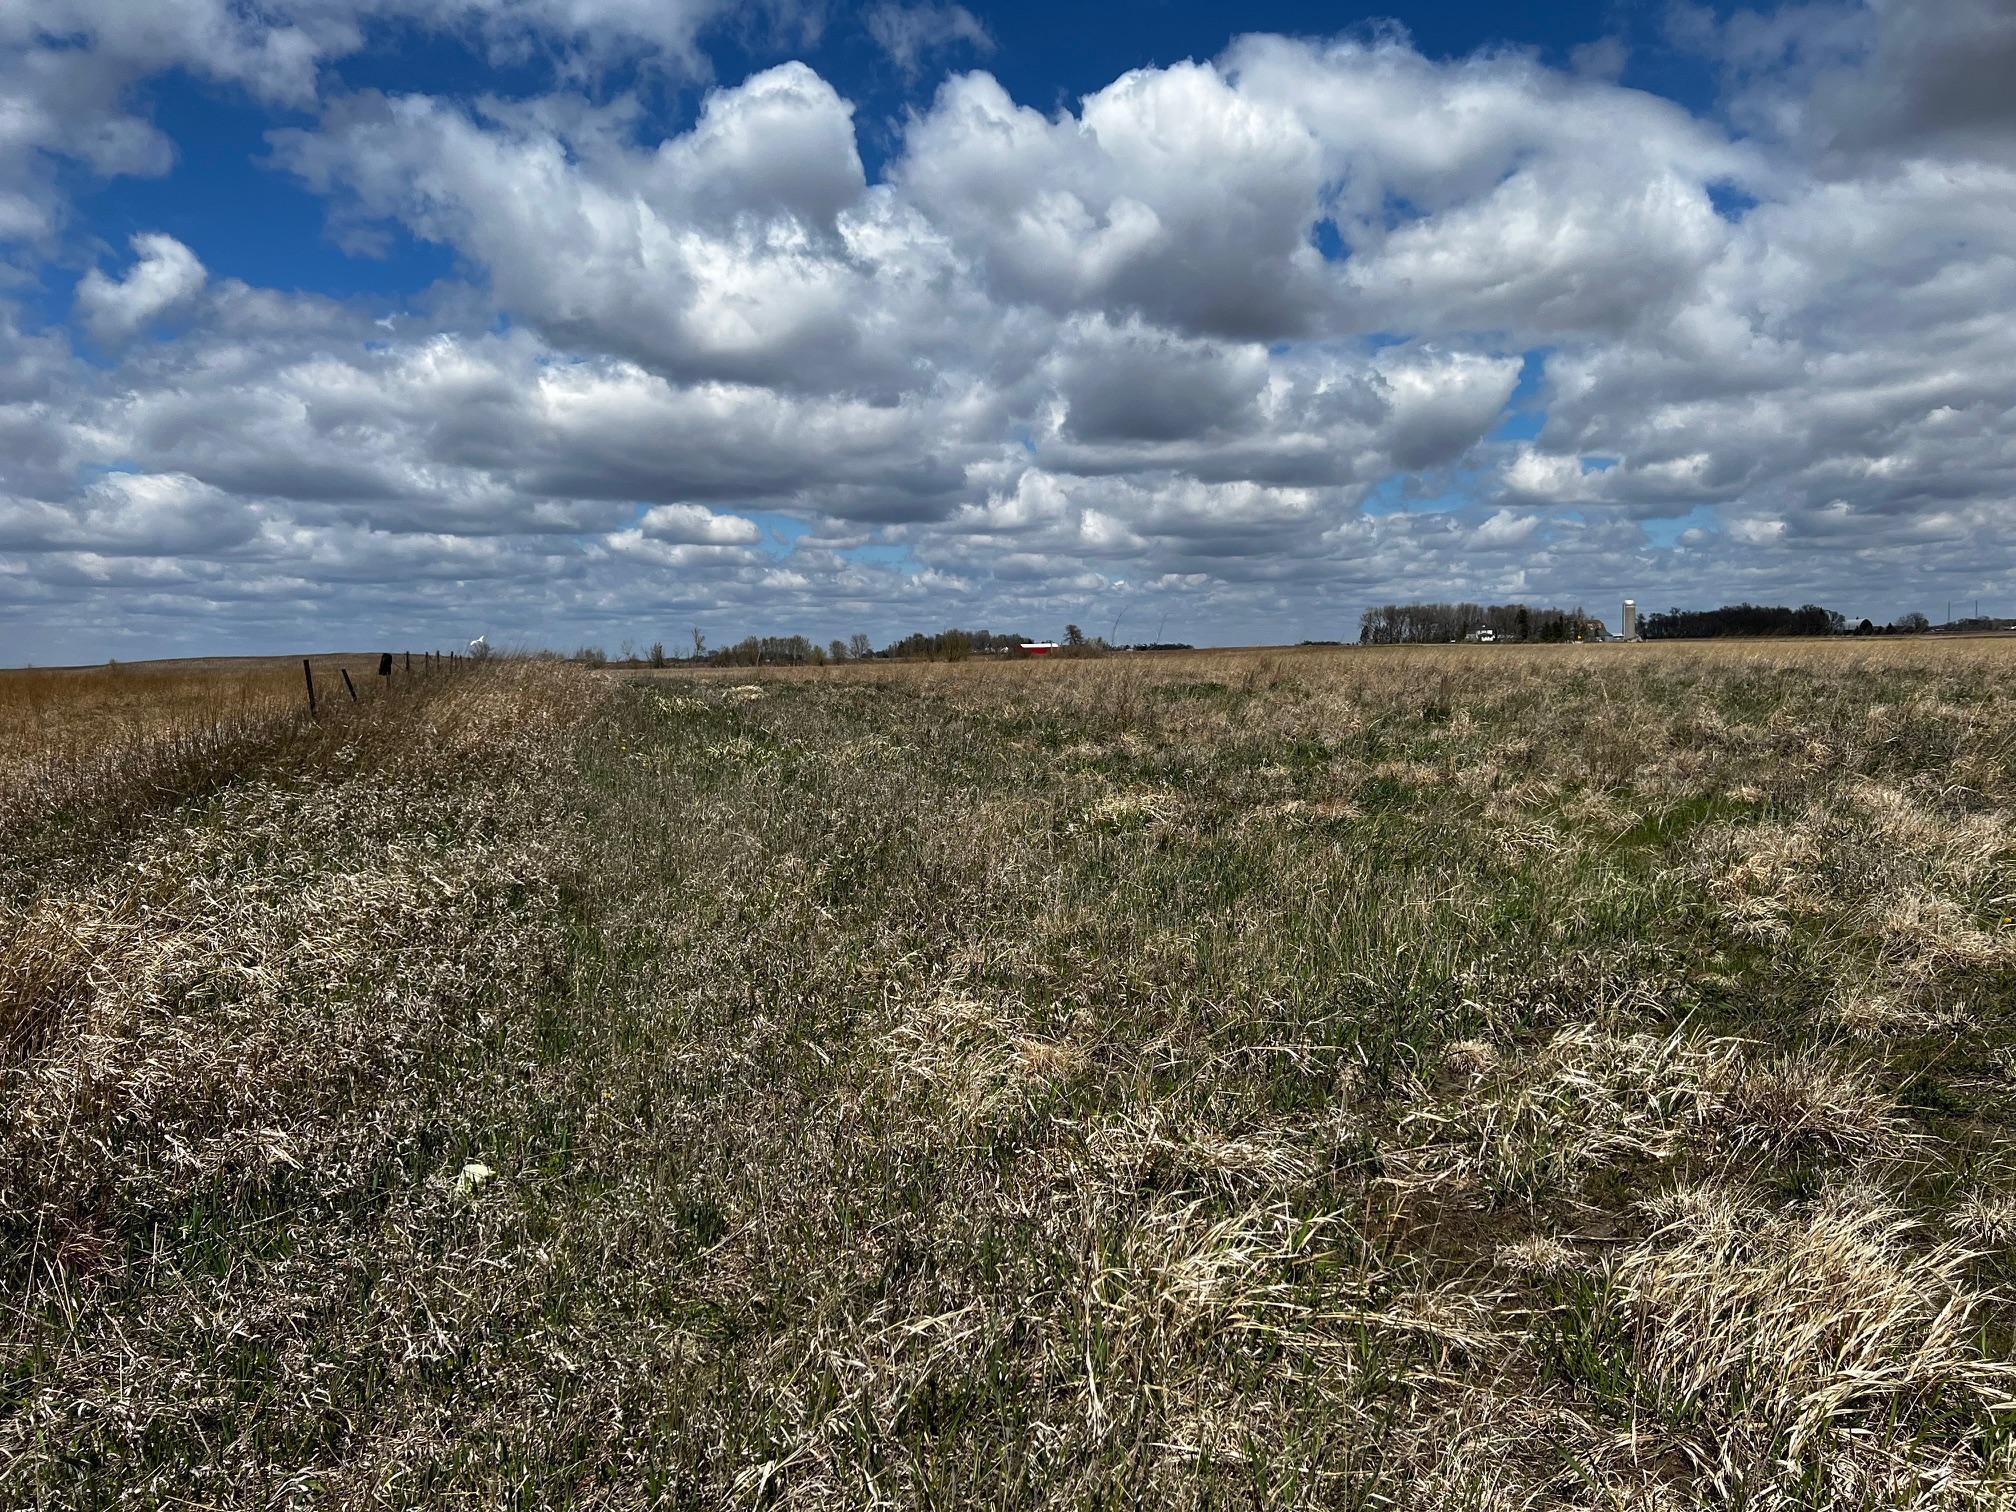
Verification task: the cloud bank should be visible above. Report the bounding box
[2,0,2012,659]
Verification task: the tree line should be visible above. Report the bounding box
[880,628,1032,660]
[571,626,1063,666]
[1639,603,1848,639]
[563,599,1953,667]
[701,634,870,667]
[1357,599,1943,645]
[692,625,1116,664]
[1358,602,1602,644]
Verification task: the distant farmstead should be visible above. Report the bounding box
[1018,642,1061,656]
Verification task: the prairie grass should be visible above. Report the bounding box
[4,638,2016,1506]
[0,654,389,762]
[0,654,410,848]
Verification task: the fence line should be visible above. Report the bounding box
[300,650,472,714]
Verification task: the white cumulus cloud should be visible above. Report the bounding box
[4,3,2016,661]
[74,234,208,344]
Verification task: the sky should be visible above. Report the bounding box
[3,0,2014,662]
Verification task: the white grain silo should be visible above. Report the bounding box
[1622,600,1639,641]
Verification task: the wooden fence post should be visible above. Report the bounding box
[303,659,317,715]
[340,668,358,702]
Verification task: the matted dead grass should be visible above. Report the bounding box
[5,637,2016,1506]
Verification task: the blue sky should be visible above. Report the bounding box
[3,0,2014,660]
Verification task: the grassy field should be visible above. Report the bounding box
[5,640,2016,1507]
[0,654,420,843]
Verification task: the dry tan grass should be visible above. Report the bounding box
[0,653,444,855]
[0,653,388,764]
[1617,1182,2015,1494]
[5,636,2016,1506]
